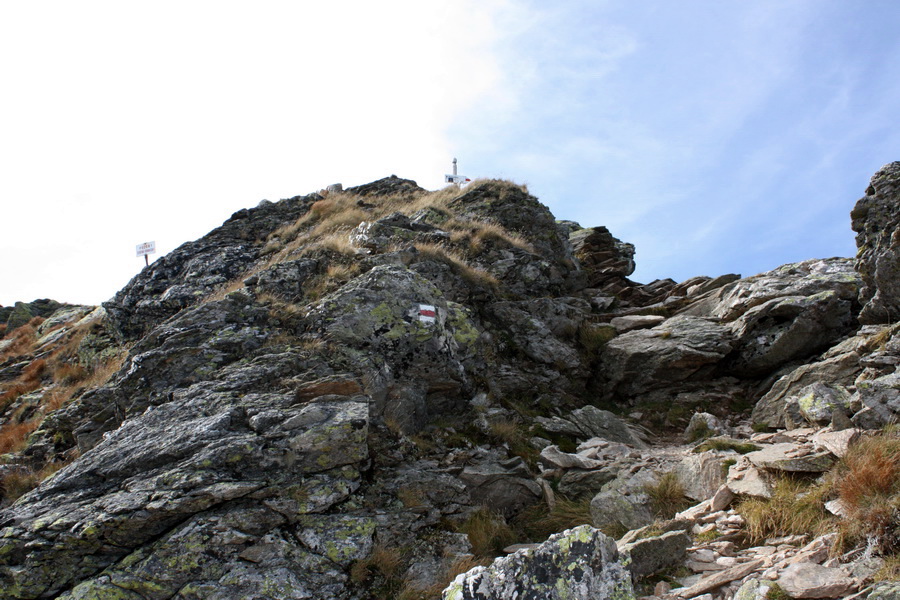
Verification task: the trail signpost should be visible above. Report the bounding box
[445,158,471,185]
[136,241,156,266]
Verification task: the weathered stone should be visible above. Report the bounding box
[673,559,763,598]
[536,406,645,447]
[557,468,618,499]
[610,315,665,333]
[459,457,542,517]
[753,349,864,429]
[442,526,634,600]
[590,470,658,532]
[812,429,860,458]
[599,315,734,399]
[792,382,855,426]
[685,412,730,441]
[539,445,605,470]
[726,458,772,498]
[852,161,900,324]
[745,443,836,473]
[777,562,856,598]
[620,529,691,579]
[856,371,900,426]
[677,452,727,502]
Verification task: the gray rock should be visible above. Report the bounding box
[852,161,900,324]
[620,529,691,579]
[791,382,855,426]
[442,526,634,600]
[753,349,863,429]
[745,443,836,473]
[777,562,856,598]
[610,315,665,333]
[459,456,542,517]
[590,470,658,532]
[856,371,900,426]
[676,452,727,502]
[557,468,618,500]
[868,582,900,599]
[599,316,734,399]
[684,412,730,441]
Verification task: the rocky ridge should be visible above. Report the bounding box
[0,165,897,599]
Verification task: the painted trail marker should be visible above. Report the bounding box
[136,241,156,266]
[418,304,437,324]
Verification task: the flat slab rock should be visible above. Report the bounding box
[777,561,856,598]
[745,443,836,473]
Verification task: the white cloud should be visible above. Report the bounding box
[0,1,509,306]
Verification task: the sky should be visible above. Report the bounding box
[1,1,899,307]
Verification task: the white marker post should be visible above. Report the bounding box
[136,241,156,267]
[444,157,471,185]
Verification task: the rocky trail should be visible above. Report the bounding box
[0,165,899,599]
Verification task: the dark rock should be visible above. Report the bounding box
[852,161,900,324]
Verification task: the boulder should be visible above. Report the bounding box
[745,443,836,473]
[619,529,691,579]
[677,452,727,502]
[458,456,542,517]
[752,349,863,429]
[855,371,900,426]
[442,526,634,600]
[536,406,646,448]
[852,161,900,324]
[590,470,658,532]
[684,412,730,441]
[776,562,856,598]
[599,316,734,399]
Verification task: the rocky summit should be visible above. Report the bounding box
[1,166,899,600]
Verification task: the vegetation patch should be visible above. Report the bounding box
[644,472,691,519]
[515,496,593,541]
[693,438,761,454]
[456,507,516,558]
[738,477,833,545]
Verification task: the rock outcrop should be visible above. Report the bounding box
[853,161,900,324]
[2,165,900,600]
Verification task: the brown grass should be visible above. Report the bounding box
[413,242,498,289]
[456,508,517,558]
[644,472,692,519]
[516,496,594,541]
[830,433,900,553]
[738,478,834,545]
[0,420,40,454]
[21,359,47,383]
[0,459,71,504]
[0,323,7,338]
[0,323,38,359]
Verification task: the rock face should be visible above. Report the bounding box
[853,161,900,324]
[3,164,900,600]
[442,526,634,600]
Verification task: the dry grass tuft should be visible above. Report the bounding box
[414,242,498,289]
[830,433,900,553]
[0,323,39,359]
[517,495,594,540]
[738,478,834,545]
[456,507,517,558]
[644,472,692,519]
[0,420,40,454]
[1,459,74,504]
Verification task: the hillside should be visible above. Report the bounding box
[0,165,899,599]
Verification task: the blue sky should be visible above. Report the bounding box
[1,1,898,306]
